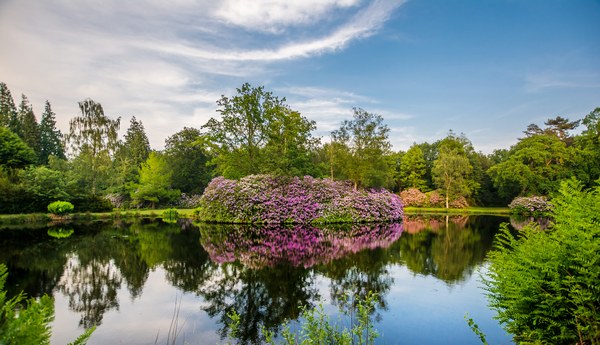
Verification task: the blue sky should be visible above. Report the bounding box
[1,0,599,152]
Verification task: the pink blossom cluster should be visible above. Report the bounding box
[197,175,404,224]
[201,223,403,268]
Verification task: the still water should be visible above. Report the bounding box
[1,215,513,344]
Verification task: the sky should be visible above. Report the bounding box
[1,0,599,153]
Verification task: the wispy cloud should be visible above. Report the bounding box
[0,0,406,148]
[524,71,600,92]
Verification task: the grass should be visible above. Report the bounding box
[0,208,197,229]
[404,206,510,215]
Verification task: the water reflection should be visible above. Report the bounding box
[0,215,511,344]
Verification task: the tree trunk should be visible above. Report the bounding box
[445,193,449,209]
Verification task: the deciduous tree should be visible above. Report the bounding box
[331,108,392,189]
[432,146,474,208]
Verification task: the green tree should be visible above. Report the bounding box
[0,126,36,170]
[203,83,316,178]
[432,146,474,208]
[573,107,600,187]
[67,99,120,195]
[131,152,179,208]
[262,108,319,176]
[0,83,18,130]
[398,144,428,191]
[39,100,66,165]
[113,116,150,196]
[17,94,41,159]
[164,127,212,194]
[487,134,572,200]
[20,166,69,206]
[331,108,392,189]
[484,179,600,344]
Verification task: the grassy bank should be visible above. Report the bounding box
[404,206,510,215]
[0,209,197,228]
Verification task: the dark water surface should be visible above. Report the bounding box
[0,215,513,344]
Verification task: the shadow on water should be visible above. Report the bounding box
[0,215,513,344]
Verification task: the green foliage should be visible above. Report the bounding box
[39,100,66,165]
[164,127,213,194]
[332,107,392,189]
[228,292,379,345]
[0,126,36,169]
[484,179,600,344]
[67,99,120,195]
[162,208,180,223]
[131,152,179,208]
[17,94,41,160]
[47,227,75,238]
[48,200,75,215]
[0,264,94,345]
[464,313,489,345]
[432,146,476,208]
[398,144,428,190]
[0,82,17,129]
[203,83,318,179]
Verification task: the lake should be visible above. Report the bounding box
[0,215,514,344]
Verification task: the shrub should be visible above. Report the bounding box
[47,200,74,215]
[508,195,552,216]
[484,179,600,344]
[449,196,469,209]
[176,193,203,208]
[162,208,179,223]
[196,175,403,224]
[399,188,427,207]
[426,191,444,207]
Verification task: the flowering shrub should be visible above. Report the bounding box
[426,191,444,207]
[177,193,203,208]
[200,223,403,268]
[508,196,552,216]
[400,188,427,207]
[197,175,404,224]
[449,196,469,209]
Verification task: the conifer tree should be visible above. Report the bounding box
[0,83,18,132]
[17,94,41,160]
[39,100,65,164]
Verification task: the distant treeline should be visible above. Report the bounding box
[1,81,599,213]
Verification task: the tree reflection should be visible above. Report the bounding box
[198,222,402,342]
[399,215,499,283]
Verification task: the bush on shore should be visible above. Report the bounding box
[196,175,403,224]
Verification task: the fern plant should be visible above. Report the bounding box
[484,178,600,344]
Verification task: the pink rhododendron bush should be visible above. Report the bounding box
[196,175,404,224]
[200,223,403,268]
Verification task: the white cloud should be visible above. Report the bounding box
[524,71,600,92]
[0,0,406,149]
[213,0,360,33]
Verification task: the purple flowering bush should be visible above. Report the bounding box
[196,175,404,224]
[200,223,403,268]
[508,196,553,216]
[177,193,203,208]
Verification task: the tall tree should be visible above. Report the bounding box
[131,152,178,208]
[164,127,212,194]
[113,117,150,191]
[0,83,18,130]
[67,99,120,195]
[332,108,392,189]
[17,94,41,160]
[0,127,36,170]
[38,100,65,165]
[544,116,580,144]
[487,134,572,200]
[398,144,428,191]
[432,146,474,208]
[203,83,316,178]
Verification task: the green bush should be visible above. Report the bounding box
[47,200,74,215]
[484,179,600,344]
[162,208,179,223]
